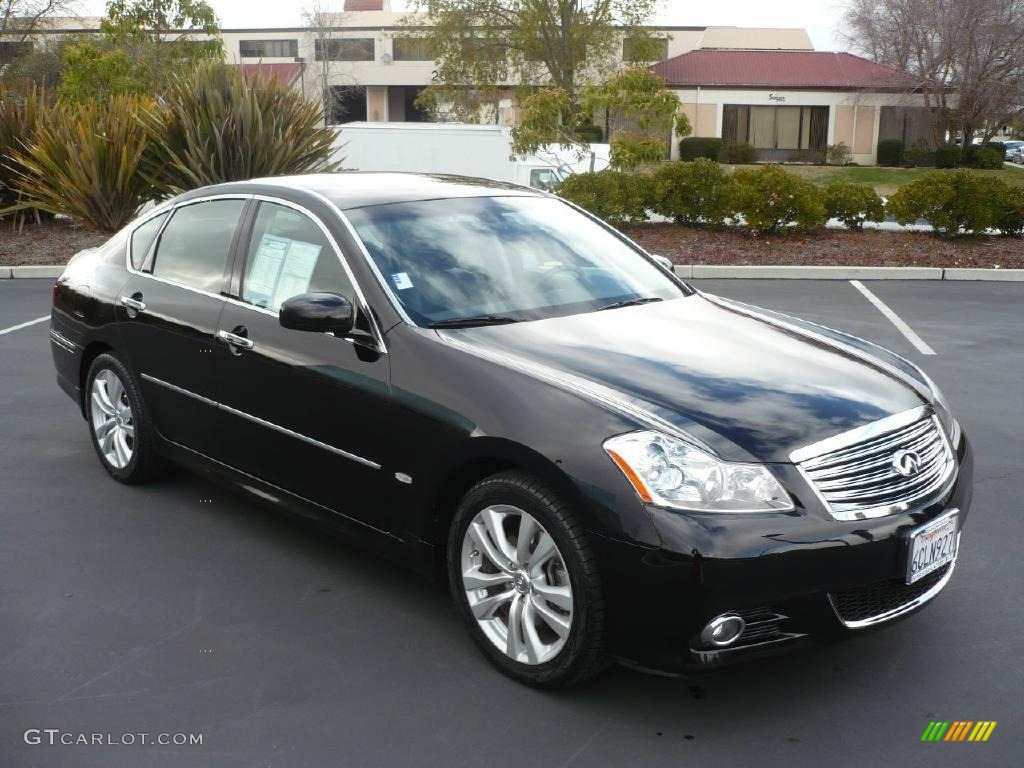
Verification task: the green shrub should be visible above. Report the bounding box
[730,164,827,234]
[986,142,1006,160]
[718,140,757,164]
[652,158,734,226]
[877,138,904,167]
[904,139,931,167]
[12,94,154,231]
[575,123,603,142]
[679,136,724,161]
[826,142,851,166]
[140,63,339,198]
[974,147,1003,170]
[823,181,885,230]
[935,144,960,168]
[996,184,1024,237]
[886,170,1000,235]
[558,170,652,226]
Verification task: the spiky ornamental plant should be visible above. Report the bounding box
[11,94,154,231]
[0,82,53,214]
[141,63,340,198]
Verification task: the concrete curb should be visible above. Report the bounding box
[8,265,63,279]
[675,265,1024,281]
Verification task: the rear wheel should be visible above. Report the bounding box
[448,471,606,688]
[85,353,165,484]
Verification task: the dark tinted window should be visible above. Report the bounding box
[315,38,374,61]
[130,213,167,270]
[393,37,431,61]
[152,200,245,293]
[241,202,352,311]
[239,39,298,58]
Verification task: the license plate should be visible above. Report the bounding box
[906,511,958,584]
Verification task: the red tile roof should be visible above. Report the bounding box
[652,50,922,91]
[344,0,384,10]
[240,63,302,87]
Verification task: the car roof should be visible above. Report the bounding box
[177,172,541,211]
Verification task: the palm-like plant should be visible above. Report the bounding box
[0,83,52,214]
[142,63,339,197]
[11,94,154,232]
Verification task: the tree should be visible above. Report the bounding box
[101,0,223,87]
[406,0,659,125]
[0,0,76,74]
[842,0,1024,149]
[58,41,145,101]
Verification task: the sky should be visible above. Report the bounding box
[70,0,847,51]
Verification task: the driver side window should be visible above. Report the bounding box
[241,202,354,312]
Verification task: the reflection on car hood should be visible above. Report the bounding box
[438,294,928,463]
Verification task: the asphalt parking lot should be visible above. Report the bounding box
[1,276,1022,767]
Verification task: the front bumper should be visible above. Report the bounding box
[593,431,974,673]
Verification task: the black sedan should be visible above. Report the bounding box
[50,173,972,687]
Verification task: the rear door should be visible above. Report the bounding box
[117,196,249,456]
[211,198,394,529]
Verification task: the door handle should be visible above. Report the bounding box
[118,294,146,312]
[218,328,254,351]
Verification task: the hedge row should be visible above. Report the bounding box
[878,138,1007,170]
[558,161,1024,237]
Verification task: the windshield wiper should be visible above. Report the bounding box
[597,297,664,312]
[429,314,522,328]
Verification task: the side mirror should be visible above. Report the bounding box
[651,254,674,273]
[279,292,355,336]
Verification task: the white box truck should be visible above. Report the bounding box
[331,122,609,191]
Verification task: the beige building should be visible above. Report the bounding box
[652,49,937,164]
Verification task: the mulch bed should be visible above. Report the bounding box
[3,216,1023,271]
[625,224,1024,270]
[0,218,109,267]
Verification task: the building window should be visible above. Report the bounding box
[723,104,828,150]
[392,37,431,61]
[315,38,375,62]
[622,37,668,63]
[239,39,298,58]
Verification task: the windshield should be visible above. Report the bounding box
[345,196,685,327]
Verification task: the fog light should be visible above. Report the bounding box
[701,613,746,647]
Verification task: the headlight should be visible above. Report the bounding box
[603,431,794,513]
[918,369,960,446]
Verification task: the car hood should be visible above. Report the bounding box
[437,294,929,463]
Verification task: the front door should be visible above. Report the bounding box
[116,197,248,456]
[211,200,393,530]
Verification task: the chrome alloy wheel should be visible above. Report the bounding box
[460,505,574,665]
[90,369,135,469]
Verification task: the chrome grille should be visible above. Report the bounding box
[795,408,956,521]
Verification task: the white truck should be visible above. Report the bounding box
[331,122,609,191]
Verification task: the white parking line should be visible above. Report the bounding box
[0,315,49,337]
[849,281,936,356]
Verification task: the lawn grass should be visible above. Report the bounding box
[723,164,1024,196]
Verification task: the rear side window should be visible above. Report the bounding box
[130,213,166,270]
[151,200,245,293]
[240,201,353,311]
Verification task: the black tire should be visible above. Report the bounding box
[448,471,607,688]
[84,353,166,484]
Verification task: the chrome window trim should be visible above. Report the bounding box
[122,192,388,353]
[124,194,253,304]
[140,373,381,470]
[827,531,959,629]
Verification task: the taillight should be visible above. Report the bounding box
[52,281,60,305]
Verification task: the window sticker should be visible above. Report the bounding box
[391,272,414,290]
[246,235,322,310]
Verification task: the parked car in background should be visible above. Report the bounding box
[1003,140,1024,160]
[49,173,972,688]
[1009,146,1024,164]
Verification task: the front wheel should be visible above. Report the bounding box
[448,471,607,688]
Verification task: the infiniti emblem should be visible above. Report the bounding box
[892,449,922,477]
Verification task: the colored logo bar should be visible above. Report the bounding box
[921,721,997,742]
